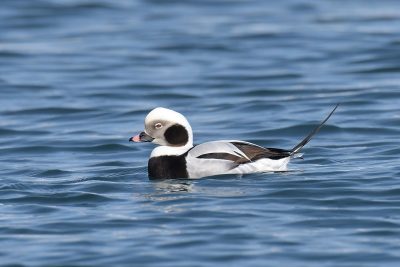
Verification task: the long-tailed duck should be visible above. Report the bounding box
[129,105,338,179]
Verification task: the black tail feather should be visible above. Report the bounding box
[290,104,339,156]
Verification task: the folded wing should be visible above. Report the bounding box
[188,140,290,167]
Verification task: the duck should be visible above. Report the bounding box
[129,105,338,179]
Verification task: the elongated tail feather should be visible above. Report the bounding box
[290,104,339,156]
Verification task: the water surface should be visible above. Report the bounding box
[1,0,400,266]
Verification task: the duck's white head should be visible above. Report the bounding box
[129,107,193,150]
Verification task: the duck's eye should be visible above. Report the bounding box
[155,123,163,129]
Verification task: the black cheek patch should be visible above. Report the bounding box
[164,124,189,146]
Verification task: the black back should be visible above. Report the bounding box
[148,154,189,179]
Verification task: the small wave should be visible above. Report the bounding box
[0,128,50,136]
[288,218,400,229]
[157,43,235,52]
[34,169,72,178]
[207,73,302,81]
[0,50,27,58]
[3,192,112,205]
[1,145,58,154]
[352,229,400,237]
[82,144,134,153]
[90,161,128,167]
[349,66,400,74]
[4,107,97,115]
[148,92,199,100]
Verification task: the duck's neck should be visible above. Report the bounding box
[150,143,193,158]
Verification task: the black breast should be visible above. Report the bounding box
[148,155,189,179]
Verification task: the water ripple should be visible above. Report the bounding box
[1,0,400,266]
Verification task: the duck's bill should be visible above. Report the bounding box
[129,131,154,142]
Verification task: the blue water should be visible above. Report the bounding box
[1,0,400,266]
